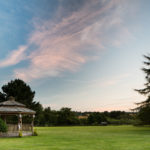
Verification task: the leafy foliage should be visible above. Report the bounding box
[57,108,79,125]
[18,130,22,137]
[137,105,150,124]
[0,118,7,133]
[41,107,58,126]
[1,79,35,107]
[87,112,107,125]
[33,129,38,136]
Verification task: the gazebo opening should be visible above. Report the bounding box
[0,96,36,137]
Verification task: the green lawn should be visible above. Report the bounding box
[0,126,150,150]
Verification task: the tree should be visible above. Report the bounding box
[0,92,5,102]
[135,54,150,124]
[109,111,126,119]
[0,118,7,132]
[1,79,35,107]
[42,107,58,126]
[0,79,43,125]
[57,107,78,125]
[137,106,150,124]
[87,112,107,125]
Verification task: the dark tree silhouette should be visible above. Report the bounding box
[135,54,150,124]
[1,79,35,107]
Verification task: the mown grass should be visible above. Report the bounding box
[0,125,150,150]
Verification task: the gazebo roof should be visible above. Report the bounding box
[0,97,36,115]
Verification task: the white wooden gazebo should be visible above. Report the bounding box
[0,96,36,137]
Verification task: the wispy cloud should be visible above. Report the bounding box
[0,0,135,81]
[0,46,27,68]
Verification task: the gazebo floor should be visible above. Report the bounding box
[0,131,32,137]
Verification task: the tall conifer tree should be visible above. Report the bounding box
[135,54,150,124]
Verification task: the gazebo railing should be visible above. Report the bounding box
[7,124,18,132]
[7,124,32,132]
[22,124,32,131]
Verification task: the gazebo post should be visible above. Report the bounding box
[18,114,22,132]
[31,114,35,134]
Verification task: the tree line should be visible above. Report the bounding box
[0,79,135,126]
[37,107,135,126]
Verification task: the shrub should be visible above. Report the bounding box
[18,131,22,137]
[33,129,38,136]
[0,118,7,132]
[133,119,143,126]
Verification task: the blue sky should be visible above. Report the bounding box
[0,0,149,111]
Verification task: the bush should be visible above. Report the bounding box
[18,131,22,137]
[133,119,143,126]
[107,118,122,125]
[33,129,38,136]
[0,118,7,132]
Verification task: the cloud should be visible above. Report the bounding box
[0,46,27,68]
[0,0,135,81]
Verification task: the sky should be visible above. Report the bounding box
[0,0,150,111]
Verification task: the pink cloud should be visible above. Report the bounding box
[0,0,135,81]
[0,46,27,68]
